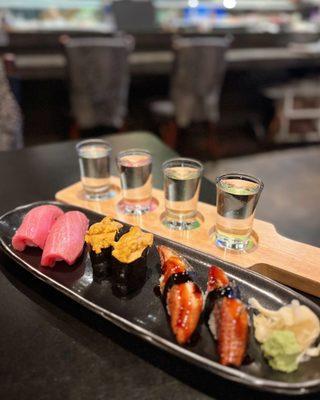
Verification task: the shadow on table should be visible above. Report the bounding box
[0,252,318,400]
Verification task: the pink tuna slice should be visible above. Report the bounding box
[12,205,64,251]
[41,211,89,267]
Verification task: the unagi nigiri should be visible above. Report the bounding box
[206,266,249,367]
[157,245,203,345]
[12,205,63,251]
[41,211,89,267]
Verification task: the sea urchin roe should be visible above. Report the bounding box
[112,226,153,264]
[85,217,123,254]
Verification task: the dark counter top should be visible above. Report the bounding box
[4,30,320,51]
[0,132,318,400]
[12,47,320,80]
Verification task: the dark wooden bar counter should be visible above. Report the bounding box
[0,132,319,400]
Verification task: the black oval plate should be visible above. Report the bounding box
[0,201,319,395]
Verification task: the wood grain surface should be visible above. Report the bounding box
[56,177,320,297]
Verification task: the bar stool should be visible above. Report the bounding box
[265,78,320,143]
[0,58,23,151]
[61,35,135,138]
[3,53,22,105]
[150,36,230,154]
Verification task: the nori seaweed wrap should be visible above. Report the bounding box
[111,226,153,296]
[89,247,112,279]
[85,217,123,279]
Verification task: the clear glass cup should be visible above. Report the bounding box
[215,173,264,251]
[162,158,203,230]
[117,149,154,215]
[76,138,114,200]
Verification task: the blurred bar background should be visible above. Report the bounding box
[1,0,320,160]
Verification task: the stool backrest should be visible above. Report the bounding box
[0,60,23,151]
[63,35,134,130]
[112,0,157,32]
[171,36,230,127]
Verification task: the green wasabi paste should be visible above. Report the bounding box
[262,330,301,373]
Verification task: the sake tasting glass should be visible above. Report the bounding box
[162,158,203,230]
[117,149,154,215]
[76,138,114,200]
[215,173,264,251]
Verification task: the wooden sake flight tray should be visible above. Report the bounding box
[56,176,320,297]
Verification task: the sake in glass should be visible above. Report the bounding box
[117,149,154,215]
[162,158,203,230]
[76,139,113,200]
[215,173,264,251]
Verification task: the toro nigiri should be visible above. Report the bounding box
[206,266,249,367]
[12,205,63,251]
[41,211,89,267]
[157,245,203,345]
